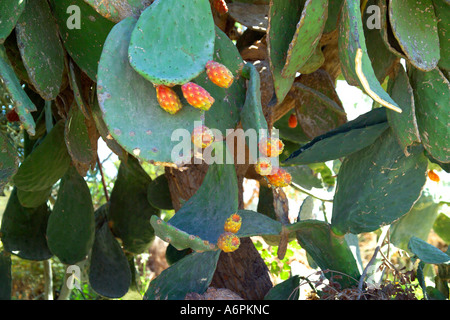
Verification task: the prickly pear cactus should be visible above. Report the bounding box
[0,0,449,301]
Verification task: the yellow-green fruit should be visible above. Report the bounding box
[224,213,242,233]
[217,232,240,253]
[254,157,273,176]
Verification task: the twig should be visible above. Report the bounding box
[43,259,53,300]
[97,154,109,202]
[358,246,380,293]
[291,182,334,202]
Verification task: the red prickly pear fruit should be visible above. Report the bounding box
[181,82,215,111]
[213,0,228,14]
[224,213,242,234]
[191,125,214,149]
[217,232,240,253]
[288,113,298,128]
[266,167,292,188]
[205,60,234,88]
[258,137,284,158]
[254,157,273,176]
[155,85,182,114]
[6,109,20,122]
[428,170,440,182]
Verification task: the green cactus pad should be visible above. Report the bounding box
[363,0,399,84]
[389,0,440,72]
[0,252,11,300]
[83,0,151,22]
[323,0,344,34]
[331,128,428,235]
[65,104,96,173]
[144,250,220,300]
[408,237,450,265]
[284,108,389,165]
[284,165,323,190]
[89,221,132,299]
[266,0,305,103]
[386,64,421,154]
[49,0,115,81]
[147,174,173,210]
[46,166,95,264]
[0,131,18,190]
[281,0,328,79]
[0,47,36,136]
[15,0,65,100]
[409,67,450,164]
[13,121,71,192]
[240,62,268,159]
[297,45,325,75]
[235,209,282,238]
[433,213,450,244]
[0,188,53,261]
[108,155,160,254]
[0,0,26,44]
[294,220,361,288]
[17,186,52,209]
[97,16,203,165]
[338,0,401,113]
[128,0,215,86]
[193,27,246,135]
[390,189,441,252]
[433,0,450,70]
[264,275,300,300]
[168,143,239,244]
[150,216,217,252]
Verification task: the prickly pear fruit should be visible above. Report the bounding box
[6,109,20,122]
[155,85,182,114]
[205,60,234,88]
[181,82,215,111]
[259,137,284,157]
[288,113,298,128]
[428,170,440,182]
[266,167,292,188]
[217,232,240,253]
[191,125,214,149]
[224,213,242,234]
[213,0,228,14]
[254,157,273,176]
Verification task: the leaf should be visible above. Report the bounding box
[144,250,220,300]
[338,0,401,113]
[0,0,26,44]
[0,46,36,136]
[13,120,71,192]
[168,143,239,244]
[128,0,215,85]
[108,155,160,254]
[0,131,18,190]
[0,188,53,261]
[97,16,203,164]
[386,63,421,154]
[15,0,65,100]
[264,275,300,300]
[284,108,389,165]
[49,0,115,81]
[409,67,450,164]
[331,128,428,235]
[46,166,95,264]
[89,221,132,298]
[389,0,440,71]
[433,213,450,244]
[408,236,450,265]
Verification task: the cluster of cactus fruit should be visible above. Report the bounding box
[0,0,449,301]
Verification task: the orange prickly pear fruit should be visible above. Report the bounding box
[213,0,228,14]
[254,157,273,176]
[6,109,20,122]
[205,60,234,88]
[217,232,240,253]
[224,213,242,234]
[288,113,298,128]
[428,170,440,182]
[155,85,182,114]
[181,82,215,111]
[191,125,214,149]
[258,137,284,157]
[266,167,292,188]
